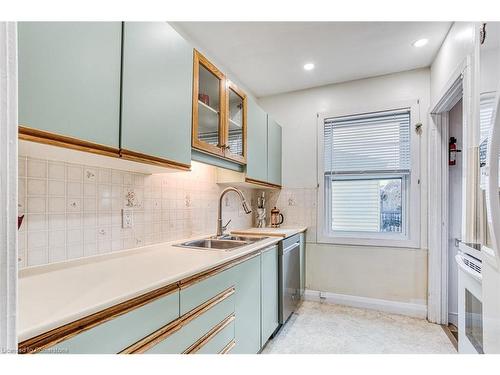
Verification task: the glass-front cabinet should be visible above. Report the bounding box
[192,49,247,164]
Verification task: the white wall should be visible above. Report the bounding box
[258,68,430,305]
[430,22,476,105]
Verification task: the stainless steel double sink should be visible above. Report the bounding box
[175,235,267,251]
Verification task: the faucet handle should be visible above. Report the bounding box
[222,219,232,231]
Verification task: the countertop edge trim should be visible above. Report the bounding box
[18,283,178,354]
[18,244,270,353]
[179,249,261,289]
[122,287,235,354]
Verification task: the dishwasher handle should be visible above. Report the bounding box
[282,241,299,254]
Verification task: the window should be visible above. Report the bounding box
[319,106,419,247]
[480,92,496,142]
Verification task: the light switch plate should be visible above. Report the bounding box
[122,209,133,228]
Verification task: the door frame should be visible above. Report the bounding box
[428,54,478,324]
[0,21,18,352]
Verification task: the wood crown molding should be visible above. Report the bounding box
[122,287,235,354]
[244,177,282,190]
[18,126,120,158]
[119,148,191,171]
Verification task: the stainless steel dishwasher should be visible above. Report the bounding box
[279,234,301,324]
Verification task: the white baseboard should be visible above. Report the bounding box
[304,289,428,319]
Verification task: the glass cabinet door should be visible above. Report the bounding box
[192,49,225,156]
[224,82,247,163]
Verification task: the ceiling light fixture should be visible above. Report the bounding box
[412,38,429,48]
[303,63,315,71]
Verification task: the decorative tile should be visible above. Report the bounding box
[84,168,97,182]
[67,198,81,212]
[19,157,254,268]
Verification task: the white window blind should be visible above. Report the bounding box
[480,92,496,142]
[323,108,410,235]
[331,179,380,232]
[324,109,411,175]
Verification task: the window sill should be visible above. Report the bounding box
[316,233,421,249]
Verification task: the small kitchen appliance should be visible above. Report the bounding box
[270,206,284,228]
[256,192,266,228]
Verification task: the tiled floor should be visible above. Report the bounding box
[262,301,457,354]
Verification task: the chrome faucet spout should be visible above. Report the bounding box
[217,187,252,237]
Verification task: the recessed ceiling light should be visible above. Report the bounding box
[303,63,315,71]
[412,38,429,48]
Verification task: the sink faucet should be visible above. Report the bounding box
[217,187,252,237]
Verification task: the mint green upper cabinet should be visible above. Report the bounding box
[121,22,192,167]
[246,98,268,182]
[232,254,261,354]
[261,245,279,346]
[18,22,122,148]
[267,116,283,186]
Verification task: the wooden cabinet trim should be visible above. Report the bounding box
[179,250,261,289]
[120,148,191,171]
[19,126,120,158]
[18,283,178,354]
[192,49,226,157]
[123,287,235,354]
[244,177,282,189]
[19,247,263,354]
[219,339,236,354]
[184,314,236,354]
[223,81,247,164]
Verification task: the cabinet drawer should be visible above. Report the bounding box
[142,288,235,354]
[194,317,235,354]
[43,289,179,354]
[180,265,237,315]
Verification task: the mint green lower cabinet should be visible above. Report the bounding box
[267,116,283,186]
[232,254,262,354]
[180,267,236,315]
[299,233,306,298]
[261,245,279,347]
[196,319,235,354]
[145,292,235,354]
[18,22,122,148]
[246,98,268,182]
[43,290,179,354]
[121,22,192,166]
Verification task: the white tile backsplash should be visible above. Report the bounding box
[18,156,254,268]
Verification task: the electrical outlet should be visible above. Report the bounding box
[122,209,133,228]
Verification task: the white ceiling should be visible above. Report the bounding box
[173,22,452,97]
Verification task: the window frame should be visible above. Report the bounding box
[317,101,421,248]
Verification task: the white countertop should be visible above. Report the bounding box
[18,233,282,342]
[231,226,307,238]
